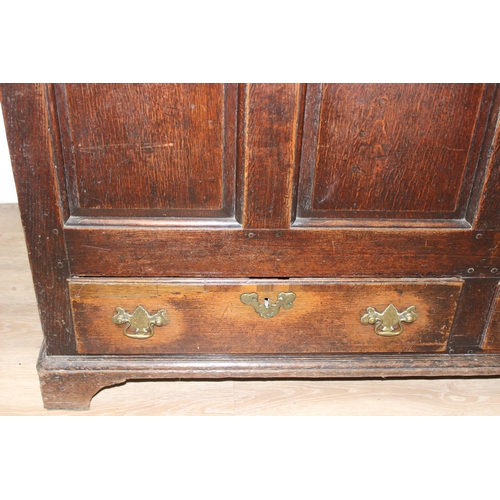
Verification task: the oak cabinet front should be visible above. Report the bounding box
[3,83,500,410]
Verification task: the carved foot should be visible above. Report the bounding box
[37,347,126,410]
[38,370,125,410]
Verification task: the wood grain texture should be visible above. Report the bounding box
[481,285,500,351]
[298,84,486,220]
[45,84,72,222]
[3,203,500,415]
[65,226,500,278]
[35,347,500,410]
[4,81,500,412]
[38,350,127,410]
[448,278,499,352]
[1,85,76,355]
[240,84,301,228]
[473,86,500,229]
[38,378,500,416]
[69,278,462,355]
[55,84,237,218]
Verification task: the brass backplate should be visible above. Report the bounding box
[360,304,417,336]
[112,305,169,339]
[241,292,296,319]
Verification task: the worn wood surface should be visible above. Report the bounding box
[3,203,500,414]
[298,84,488,221]
[239,84,301,228]
[70,278,462,355]
[3,82,500,412]
[65,226,500,278]
[473,86,500,229]
[36,347,500,410]
[481,285,500,351]
[1,84,75,355]
[55,83,237,218]
[448,278,499,352]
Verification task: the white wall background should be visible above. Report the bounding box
[0,114,17,203]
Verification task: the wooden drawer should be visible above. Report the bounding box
[69,278,462,355]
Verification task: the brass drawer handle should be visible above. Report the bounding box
[112,305,169,339]
[241,292,296,319]
[360,304,417,336]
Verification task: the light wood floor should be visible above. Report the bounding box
[2,203,500,415]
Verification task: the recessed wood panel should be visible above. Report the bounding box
[481,285,500,351]
[473,86,500,229]
[298,84,486,222]
[70,278,462,355]
[56,84,237,217]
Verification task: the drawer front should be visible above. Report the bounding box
[69,279,462,355]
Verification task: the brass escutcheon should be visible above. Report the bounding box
[360,304,417,336]
[112,305,169,339]
[241,292,296,319]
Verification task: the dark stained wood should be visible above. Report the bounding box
[37,346,500,410]
[473,86,500,229]
[54,84,238,218]
[69,278,462,355]
[298,84,487,222]
[66,215,241,228]
[481,285,500,351]
[65,226,500,278]
[466,84,499,224]
[239,84,301,228]
[45,84,72,222]
[448,278,499,353]
[1,84,76,355]
[37,346,127,410]
[235,84,246,225]
[292,218,472,228]
[5,83,500,410]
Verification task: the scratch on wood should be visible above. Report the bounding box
[81,245,112,252]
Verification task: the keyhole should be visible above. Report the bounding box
[264,298,269,308]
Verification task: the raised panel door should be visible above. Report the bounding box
[296,83,495,227]
[55,83,238,221]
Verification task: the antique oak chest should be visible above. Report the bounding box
[3,83,500,410]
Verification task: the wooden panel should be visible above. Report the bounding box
[447,278,499,353]
[70,279,462,355]
[65,226,500,278]
[56,84,237,218]
[481,285,500,351]
[239,84,301,228]
[298,84,486,221]
[38,349,500,411]
[0,84,76,355]
[473,87,500,229]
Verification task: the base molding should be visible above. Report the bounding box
[37,345,500,410]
